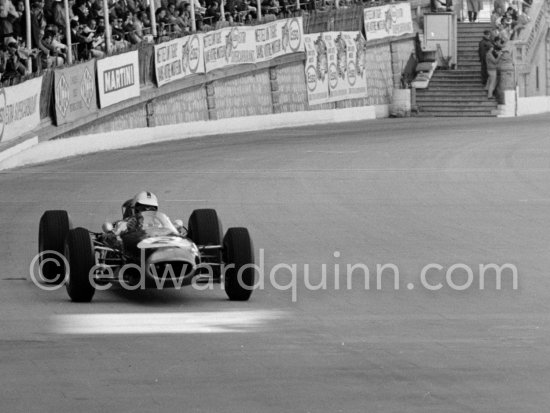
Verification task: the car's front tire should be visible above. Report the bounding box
[223,227,255,301]
[65,228,96,303]
[38,210,71,284]
[188,209,223,281]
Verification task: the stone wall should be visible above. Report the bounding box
[213,71,273,119]
[151,86,209,126]
[56,36,409,140]
[390,39,416,89]
[365,44,393,106]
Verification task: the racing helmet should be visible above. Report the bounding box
[132,191,159,213]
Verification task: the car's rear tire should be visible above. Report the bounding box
[188,209,222,281]
[38,210,71,283]
[65,228,96,303]
[223,227,255,301]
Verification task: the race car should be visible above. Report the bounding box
[38,207,255,302]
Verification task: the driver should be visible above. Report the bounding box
[113,191,159,235]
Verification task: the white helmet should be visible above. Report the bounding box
[132,191,159,213]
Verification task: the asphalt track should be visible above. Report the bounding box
[1,115,550,412]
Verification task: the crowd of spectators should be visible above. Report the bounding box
[0,0,321,81]
[490,0,530,40]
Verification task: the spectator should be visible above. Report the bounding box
[466,0,481,22]
[12,0,25,39]
[205,0,221,24]
[123,11,141,43]
[262,0,280,15]
[1,39,28,80]
[52,0,68,33]
[0,0,18,20]
[486,45,501,98]
[478,29,492,88]
[41,29,65,66]
[493,0,506,13]
[135,10,150,35]
[512,7,530,39]
[490,6,503,28]
[155,6,169,34]
[30,0,50,69]
[110,16,129,50]
[224,0,236,21]
[73,0,91,26]
[173,7,190,32]
[0,2,14,43]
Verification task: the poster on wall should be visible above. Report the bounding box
[54,60,97,126]
[0,76,42,143]
[303,33,330,105]
[339,31,368,99]
[203,26,256,72]
[255,16,304,63]
[323,32,348,103]
[154,34,205,87]
[96,50,140,108]
[363,3,413,41]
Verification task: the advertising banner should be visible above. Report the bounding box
[96,50,140,108]
[54,60,97,126]
[0,76,42,143]
[154,33,205,87]
[303,33,329,105]
[323,32,348,102]
[203,26,256,72]
[339,31,368,99]
[255,16,304,63]
[363,3,413,41]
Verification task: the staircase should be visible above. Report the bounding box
[415,22,498,117]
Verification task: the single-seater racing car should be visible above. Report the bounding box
[38,207,255,302]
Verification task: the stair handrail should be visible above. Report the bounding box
[512,0,549,73]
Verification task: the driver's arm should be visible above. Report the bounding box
[112,219,129,236]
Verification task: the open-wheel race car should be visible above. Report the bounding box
[38,206,255,302]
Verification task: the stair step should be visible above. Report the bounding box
[458,56,482,61]
[433,70,481,75]
[428,81,484,86]
[416,90,487,97]
[415,112,497,117]
[457,23,493,29]
[417,87,487,93]
[417,87,486,92]
[416,96,493,102]
[418,101,497,108]
[432,73,482,78]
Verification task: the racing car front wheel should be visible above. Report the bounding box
[38,210,72,283]
[188,209,223,281]
[223,227,254,301]
[65,228,96,303]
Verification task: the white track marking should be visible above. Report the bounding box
[51,310,284,335]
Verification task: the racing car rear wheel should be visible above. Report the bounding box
[188,209,223,281]
[223,227,255,301]
[65,228,96,302]
[38,210,71,283]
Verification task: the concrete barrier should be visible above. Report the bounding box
[0,105,382,171]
